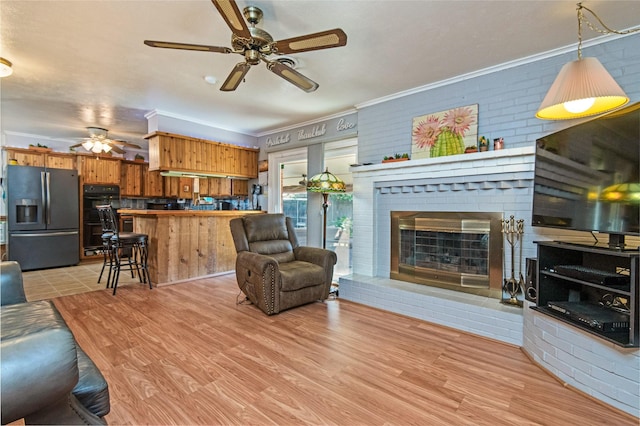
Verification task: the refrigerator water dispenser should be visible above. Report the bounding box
[15,199,38,223]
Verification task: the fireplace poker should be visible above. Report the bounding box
[501,216,524,306]
[517,219,525,299]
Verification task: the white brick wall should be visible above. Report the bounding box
[342,35,640,417]
[524,302,640,417]
[344,149,533,346]
[340,274,524,346]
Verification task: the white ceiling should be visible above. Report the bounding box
[1,1,639,152]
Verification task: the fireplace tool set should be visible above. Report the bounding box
[502,215,525,306]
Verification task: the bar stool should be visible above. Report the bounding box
[96,205,152,295]
[96,206,116,286]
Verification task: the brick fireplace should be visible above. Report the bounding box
[339,146,537,346]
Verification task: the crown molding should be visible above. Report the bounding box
[356,32,634,110]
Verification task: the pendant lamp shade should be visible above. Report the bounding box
[536,57,629,120]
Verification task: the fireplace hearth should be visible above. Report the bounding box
[390,211,504,298]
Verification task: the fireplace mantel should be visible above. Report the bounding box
[351,146,535,179]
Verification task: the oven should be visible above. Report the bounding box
[83,184,120,256]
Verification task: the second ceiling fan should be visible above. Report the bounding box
[70,127,141,154]
[144,0,347,92]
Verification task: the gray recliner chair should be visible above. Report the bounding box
[230,213,337,315]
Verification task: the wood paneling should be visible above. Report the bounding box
[163,177,192,198]
[5,148,46,167]
[120,162,143,196]
[231,179,249,196]
[146,131,258,179]
[46,153,76,170]
[77,155,121,184]
[52,276,638,426]
[134,213,240,284]
[142,164,164,197]
[4,148,76,169]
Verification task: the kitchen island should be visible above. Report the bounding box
[121,209,264,285]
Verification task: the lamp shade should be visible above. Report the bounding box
[307,168,346,193]
[536,57,629,120]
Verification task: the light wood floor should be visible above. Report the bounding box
[49,273,637,425]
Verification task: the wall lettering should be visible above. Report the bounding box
[336,118,356,132]
[266,133,291,147]
[298,124,326,141]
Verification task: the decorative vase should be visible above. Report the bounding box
[430,129,464,157]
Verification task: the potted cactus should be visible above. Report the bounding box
[382,153,410,163]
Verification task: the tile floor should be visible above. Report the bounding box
[22,260,148,302]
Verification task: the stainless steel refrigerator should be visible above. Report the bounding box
[7,165,80,271]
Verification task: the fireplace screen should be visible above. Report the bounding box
[400,229,489,275]
[391,212,503,297]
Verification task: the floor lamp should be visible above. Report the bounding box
[307,168,346,249]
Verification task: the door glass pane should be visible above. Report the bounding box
[324,143,356,280]
[281,159,308,245]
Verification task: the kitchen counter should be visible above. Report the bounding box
[120,209,264,217]
[125,209,264,285]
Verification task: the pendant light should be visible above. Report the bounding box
[536,3,639,120]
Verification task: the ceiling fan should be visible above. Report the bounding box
[70,127,141,154]
[144,0,347,92]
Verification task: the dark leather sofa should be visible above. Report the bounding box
[230,213,337,315]
[1,261,110,425]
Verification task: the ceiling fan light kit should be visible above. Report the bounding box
[144,0,347,92]
[71,127,141,154]
[536,2,638,120]
[0,57,13,77]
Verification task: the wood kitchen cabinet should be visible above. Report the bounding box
[142,164,164,197]
[4,147,75,170]
[77,155,121,185]
[146,131,259,179]
[196,178,209,196]
[208,177,232,196]
[231,179,249,196]
[120,161,143,196]
[164,176,193,198]
[46,153,76,170]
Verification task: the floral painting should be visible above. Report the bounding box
[411,104,478,159]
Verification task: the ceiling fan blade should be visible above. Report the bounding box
[144,40,231,54]
[211,0,252,41]
[111,140,142,149]
[265,59,318,93]
[69,143,84,149]
[220,62,251,91]
[108,145,125,154]
[273,29,347,54]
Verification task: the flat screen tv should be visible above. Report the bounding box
[532,102,640,249]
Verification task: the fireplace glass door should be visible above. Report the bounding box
[391,212,503,297]
[401,229,489,276]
